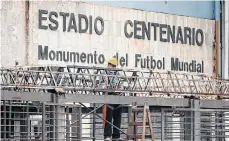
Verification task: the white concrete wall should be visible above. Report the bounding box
[1,1,27,67]
[1,1,215,75]
[26,1,214,75]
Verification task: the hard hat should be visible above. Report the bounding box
[108,58,118,66]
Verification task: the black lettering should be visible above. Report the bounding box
[202,61,204,73]
[87,53,93,64]
[49,50,55,61]
[151,23,159,41]
[142,22,151,40]
[126,54,128,67]
[150,56,156,69]
[141,58,146,68]
[189,60,194,72]
[134,20,142,39]
[167,25,175,43]
[192,28,195,45]
[38,45,48,60]
[80,52,86,63]
[94,16,104,35]
[160,24,167,42]
[179,62,183,71]
[56,51,62,61]
[184,27,191,45]
[193,60,196,72]
[196,29,204,46]
[124,20,133,38]
[79,14,88,33]
[49,11,58,30]
[163,57,165,69]
[157,60,162,69]
[63,51,69,62]
[146,56,150,69]
[70,52,80,62]
[98,55,105,64]
[171,58,179,71]
[184,62,189,72]
[135,54,141,67]
[59,12,69,32]
[89,16,92,34]
[38,9,48,30]
[197,63,202,72]
[94,51,98,64]
[67,13,77,32]
[120,57,125,67]
[176,26,184,44]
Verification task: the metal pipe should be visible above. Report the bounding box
[224,1,229,79]
[79,103,128,136]
[215,1,221,77]
[92,103,96,141]
[220,1,223,77]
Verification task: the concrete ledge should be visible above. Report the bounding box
[1,91,52,102]
[2,91,228,109]
[1,91,189,107]
[63,94,190,107]
[200,100,229,109]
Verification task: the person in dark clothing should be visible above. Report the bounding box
[102,58,123,141]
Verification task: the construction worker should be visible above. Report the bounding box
[102,57,123,141]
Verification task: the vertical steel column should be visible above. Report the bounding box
[42,102,46,141]
[3,101,6,138]
[161,108,165,141]
[66,106,70,141]
[72,106,82,141]
[78,106,82,141]
[71,107,78,141]
[9,101,12,138]
[50,93,56,140]
[56,96,65,140]
[92,103,96,141]
[184,99,201,141]
[26,101,30,140]
[215,112,225,141]
[184,100,193,141]
[193,100,201,141]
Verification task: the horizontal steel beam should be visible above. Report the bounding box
[1,91,189,106]
[200,100,229,108]
[1,91,52,102]
[1,91,228,108]
[63,94,190,106]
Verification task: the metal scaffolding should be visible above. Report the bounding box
[1,65,229,141]
[1,65,229,99]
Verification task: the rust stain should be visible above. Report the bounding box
[25,0,29,66]
[213,21,219,78]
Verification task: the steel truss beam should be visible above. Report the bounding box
[0,65,229,99]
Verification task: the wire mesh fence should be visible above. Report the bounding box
[1,100,229,141]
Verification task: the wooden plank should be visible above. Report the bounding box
[141,104,147,141]
[147,106,155,141]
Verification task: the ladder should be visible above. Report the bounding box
[126,102,155,141]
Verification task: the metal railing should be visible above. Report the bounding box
[1,100,229,141]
